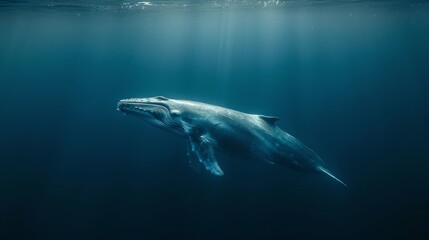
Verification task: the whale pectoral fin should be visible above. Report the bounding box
[188,134,224,176]
[187,143,203,174]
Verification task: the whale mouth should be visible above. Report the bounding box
[117,97,187,135]
[117,98,172,129]
[117,98,170,115]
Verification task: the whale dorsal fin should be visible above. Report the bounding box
[258,115,280,125]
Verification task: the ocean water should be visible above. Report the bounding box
[1,1,429,239]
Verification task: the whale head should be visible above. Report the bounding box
[117,96,189,135]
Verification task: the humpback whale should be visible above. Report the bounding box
[117,96,347,187]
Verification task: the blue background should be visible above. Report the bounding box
[0,1,428,239]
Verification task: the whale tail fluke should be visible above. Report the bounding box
[317,166,348,188]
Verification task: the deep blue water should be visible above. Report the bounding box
[1,1,429,239]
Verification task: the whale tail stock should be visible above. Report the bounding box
[317,166,348,188]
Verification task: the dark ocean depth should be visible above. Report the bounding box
[0,1,428,239]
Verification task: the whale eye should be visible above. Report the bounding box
[154,96,169,101]
[170,109,181,117]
